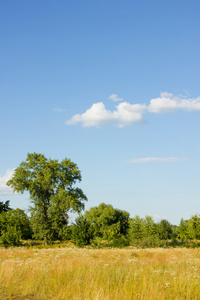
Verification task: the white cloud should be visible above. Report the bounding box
[66,102,145,127]
[0,169,15,195]
[66,102,113,127]
[66,92,200,127]
[127,157,186,163]
[112,102,146,127]
[108,94,124,102]
[148,92,200,113]
[54,107,67,112]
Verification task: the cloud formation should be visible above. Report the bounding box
[108,94,124,102]
[66,102,114,127]
[66,101,146,127]
[66,92,200,127]
[127,157,186,163]
[0,169,15,195]
[148,92,200,113]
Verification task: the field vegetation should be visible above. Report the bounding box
[1,246,200,299]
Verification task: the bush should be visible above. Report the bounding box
[130,235,167,248]
[111,235,129,248]
[90,237,109,248]
[71,215,92,246]
[1,226,22,247]
[0,209,32,240]
[90,235,129,249]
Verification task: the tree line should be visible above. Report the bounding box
[0,153,199,247]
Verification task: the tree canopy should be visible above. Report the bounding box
[7,153,87,242]
[85,203,130,240]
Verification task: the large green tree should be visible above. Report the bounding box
[7,153,87,242]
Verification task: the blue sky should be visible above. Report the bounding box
[0,0,200,224]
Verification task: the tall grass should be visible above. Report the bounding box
[0,247,200,299]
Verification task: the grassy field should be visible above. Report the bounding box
[0,246,200,300]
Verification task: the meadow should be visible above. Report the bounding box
[0,246,200,300]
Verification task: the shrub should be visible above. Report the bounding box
[71,215,92,246]
[130,235,167,248]
[1,226,22,247]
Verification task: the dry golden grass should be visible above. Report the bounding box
[0,247,200,299]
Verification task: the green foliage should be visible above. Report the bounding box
[157,219,173,240]
[7,153,87,243]
[178,215,200,241]
[128,215,157,243]
[85,203,130,241]
[71,215,92,246]
[90,235,129,248]
[90,237,109,248]
[142,216,157,236]
[128,216,144,240]
[1,226,22,247]
[110,235,129,248]
[0,208,32,240]
[130,235,167,248]
[128,215,164,247]
[171,225,178,241]
[0,200,12,213]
